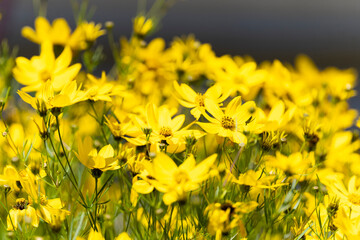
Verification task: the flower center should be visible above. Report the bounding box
[40,196,48,206]
[195,94,205,107]
[348,193,360,205]
[221,116,235,130]
[14,198,28,210]
[159,127,173,138]
[39,70,51,82]
[174,169,190,184]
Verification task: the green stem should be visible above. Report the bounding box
[94,177,98,226]
[48,132,96,230]
[55,116,78,186]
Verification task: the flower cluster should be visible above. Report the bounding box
[0,4,359,240]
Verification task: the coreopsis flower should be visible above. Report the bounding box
[173,81,230,119]
[159,206,198,239]
[212,59,266,97]
[145,152,216,205]
[76,227,105,240]
[21,17,87,50]
[75,136,120,176]
[13,41,81,92]
[232,169,287,190]
[322,131,360,174]
[127,103,204,153]
[85,72,117,102]
[258,100,296,132]
[7,198,39,231]
[333,207,360,240]
[198,96,260,145]
[205,201,257,240]
[18,80,87,112]
[265,151,315,176]
[115,232,132,240]
[104,115,135,141]
[133,16,153,37]
[80,21,105,42]
[18,169,70,225]
[325,175,360,217]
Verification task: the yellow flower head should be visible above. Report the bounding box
[13,41,81,92]
[22,17,88,50]
[7,198,39,231]
[133,16,153,37]
[79,21,105,42]
[145,152,216,205]
[173,81,230,119]
[76,136,119,173]
[198,96,261,145]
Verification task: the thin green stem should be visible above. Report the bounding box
[55,116,78,186]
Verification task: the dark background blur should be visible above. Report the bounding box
[1,0,360,107]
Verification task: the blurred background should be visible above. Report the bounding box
[1,0,360,106]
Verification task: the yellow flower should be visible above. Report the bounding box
[115,232,133,240]
[198,96,259,145]
[75,136,119,174]
[325,175,360,217]
[265,151,315,176]
[13,41,81,92]
[104,115,136,141]
[49,80,87,108]
[145,152,216,205]
[133,16,153,37]
[173,81,230,119]
[18,169,70,225]
[18,80,87,112]
[85,72,116,102]
[333,207,360,240]
[205,201,257,240]
[7,198,39,231]
[127,103,204,153]
[233,169,287,190]
[76,227,105,240]
[22,17,87,50]
[80,21,105,42]
[258,100,296,132]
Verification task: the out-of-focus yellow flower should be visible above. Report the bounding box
[85,72,116,102]
[0,165,22,192]
[115,232,132,240]
[233,169,287,190]
[22,17,88,50]
[213,59,266,97]
[145,152,216,205]
[80,21,105,42]
[13,41,81,92]
[173,81,230,119]
[75,136,119,173]
[325,175,360,217]
[76,227,105,240]
[198,96,260,145]
[265,151,315,176]
[334,206,360,240]
[7,198,39,231]
[258,100,296,132]
[104,115,136,141]
[133,16,153,37]
[19,169,70,225]
[18,80,87,112]
[205,201,257,240]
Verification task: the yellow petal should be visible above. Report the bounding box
[153,153,177,182]
[98,145,114,159]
